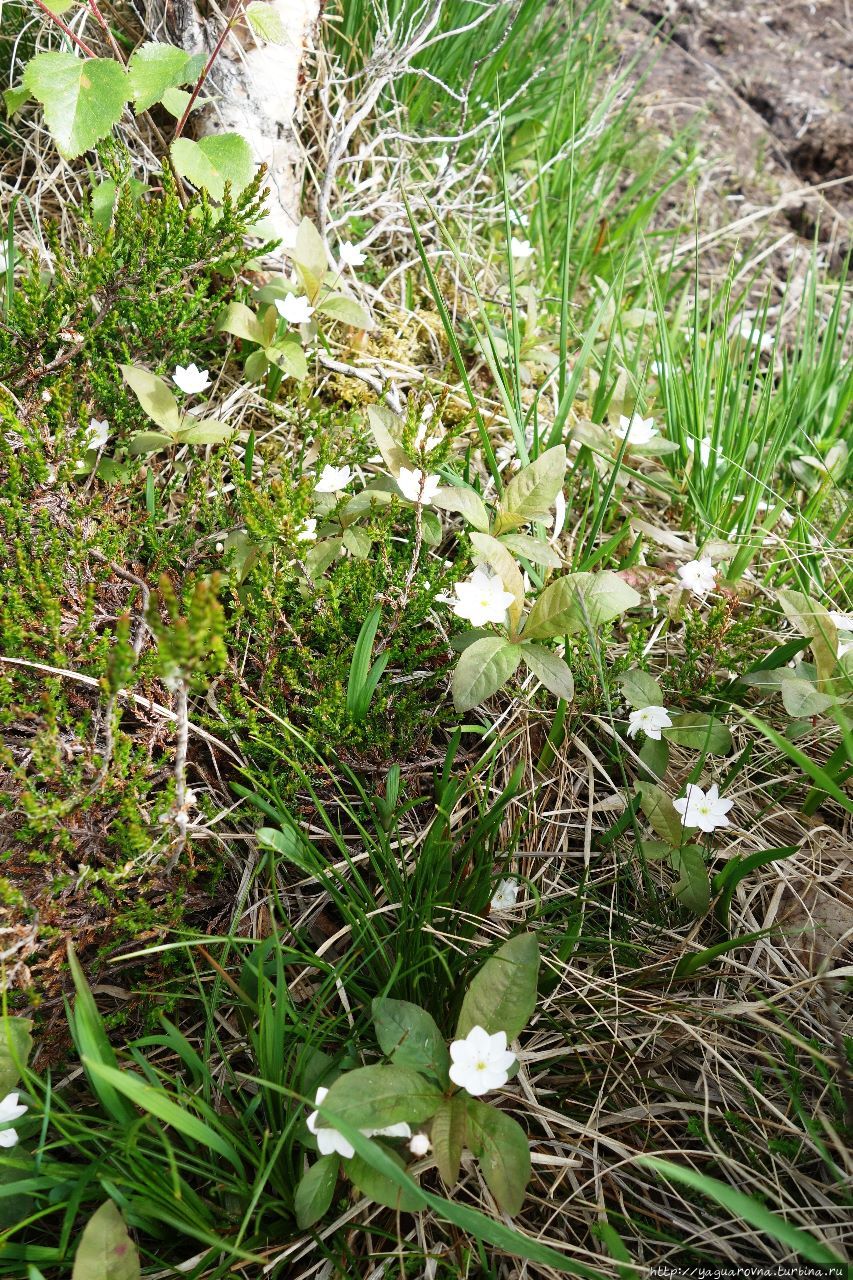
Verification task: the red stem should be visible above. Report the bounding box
[31,0,98,57]
[174,7,244,140]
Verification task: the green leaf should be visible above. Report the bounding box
[634,782,683,845]
[72,1201,140,1280]
[619,669,664,709]
[305,538,342,579]
[469,531,526,629]
[498,532,562,569]
[0,1017,32,1095]
[264,339,308,380]
[170,134,254,201]
[4,84,32,117]
[431,1096,467,1186]
[217,301,264,345]
[638,736,669,781]
[23,53,130,160]
[662,713,732,755]
[778,678,836,718]
[466,1100,531,1217]
[302,1106,601,1275]
[315,292,373,330]
[119,364,181,434]
[777,589,838,692]
[245,1,287,43]
[523,571,641,642]
[244,349,270,383]
[127,43,200,113]
[342,526,372,559]
[82,1058,244,1171]
[160,87,195,119]
[365,406,410,476]
[371,998,450,1084]
[128,431,173,456]
[321,1065,442,1129]
[348,1146,422,1213]
[456,933,540,1041]
[175,418,233,446]
[670,844,710,915]
[452,637,522,712]
[67,946,134,1127]
[639,1157,844,1268]
[431,486,490,533]
[292,216,328,302]
[495,445,566,532]
[294,1155,339,1229]
[521,644,574,702]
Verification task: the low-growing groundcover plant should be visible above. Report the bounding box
[1,0,852,1274]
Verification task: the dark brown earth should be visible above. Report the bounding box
[619,0,853,270]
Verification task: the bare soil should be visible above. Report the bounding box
[620,0,853,269]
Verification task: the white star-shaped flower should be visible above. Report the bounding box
[450,568,516,627]
[315,464,352,493]
[627,705,673,741]
[735,316,773,352]
[0,1091,28,1149]
[296,517,317,542]
[275,293,314,326]
[510,237,534,260]
[490,877,519,912]
[84,417,109,451]
[615,414,658,446]
[828,610,853,634]
[449,1026,516,1097]
[307,1087,410,1159]
[397,467,441,505]
[673,783,733,833]
[677,556,717,597]
[339,242,366,268]
[173,363,211,395]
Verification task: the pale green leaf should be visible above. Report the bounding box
[321,1065,442,1129]
[469,531,526,630]
[305,538,342,578]
[171,133,255,201]
[128,431,174,455]
[619,669,664,710]
[430,486,490,532]
[466,1100,531,1217]
[431,1095,466,1186]
[315,292,373,330]
[160,87,192,118]
[777,589,838,692]
[245,1,287,43]
[662,713,732,755]
[294,1155,339,1229]
[371,998,450,1084]
[176,418,233,446]
[72,1201,140,1280]
[216,301,265,345]
[452,637,522,712]
[342,526,372,558]
[23,53,130,160]
[4,84,31,117]
[778,679,836,718]
[495,445,566,532]
[521,644,574,702]
[127,43,199,113]
[365,405,410,476]
[292,216,328,301]
[119,364,181,433]
[498,533,562,569]
[523,571,641,642]
[265,338,308,380]
[456,933,540,1041]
